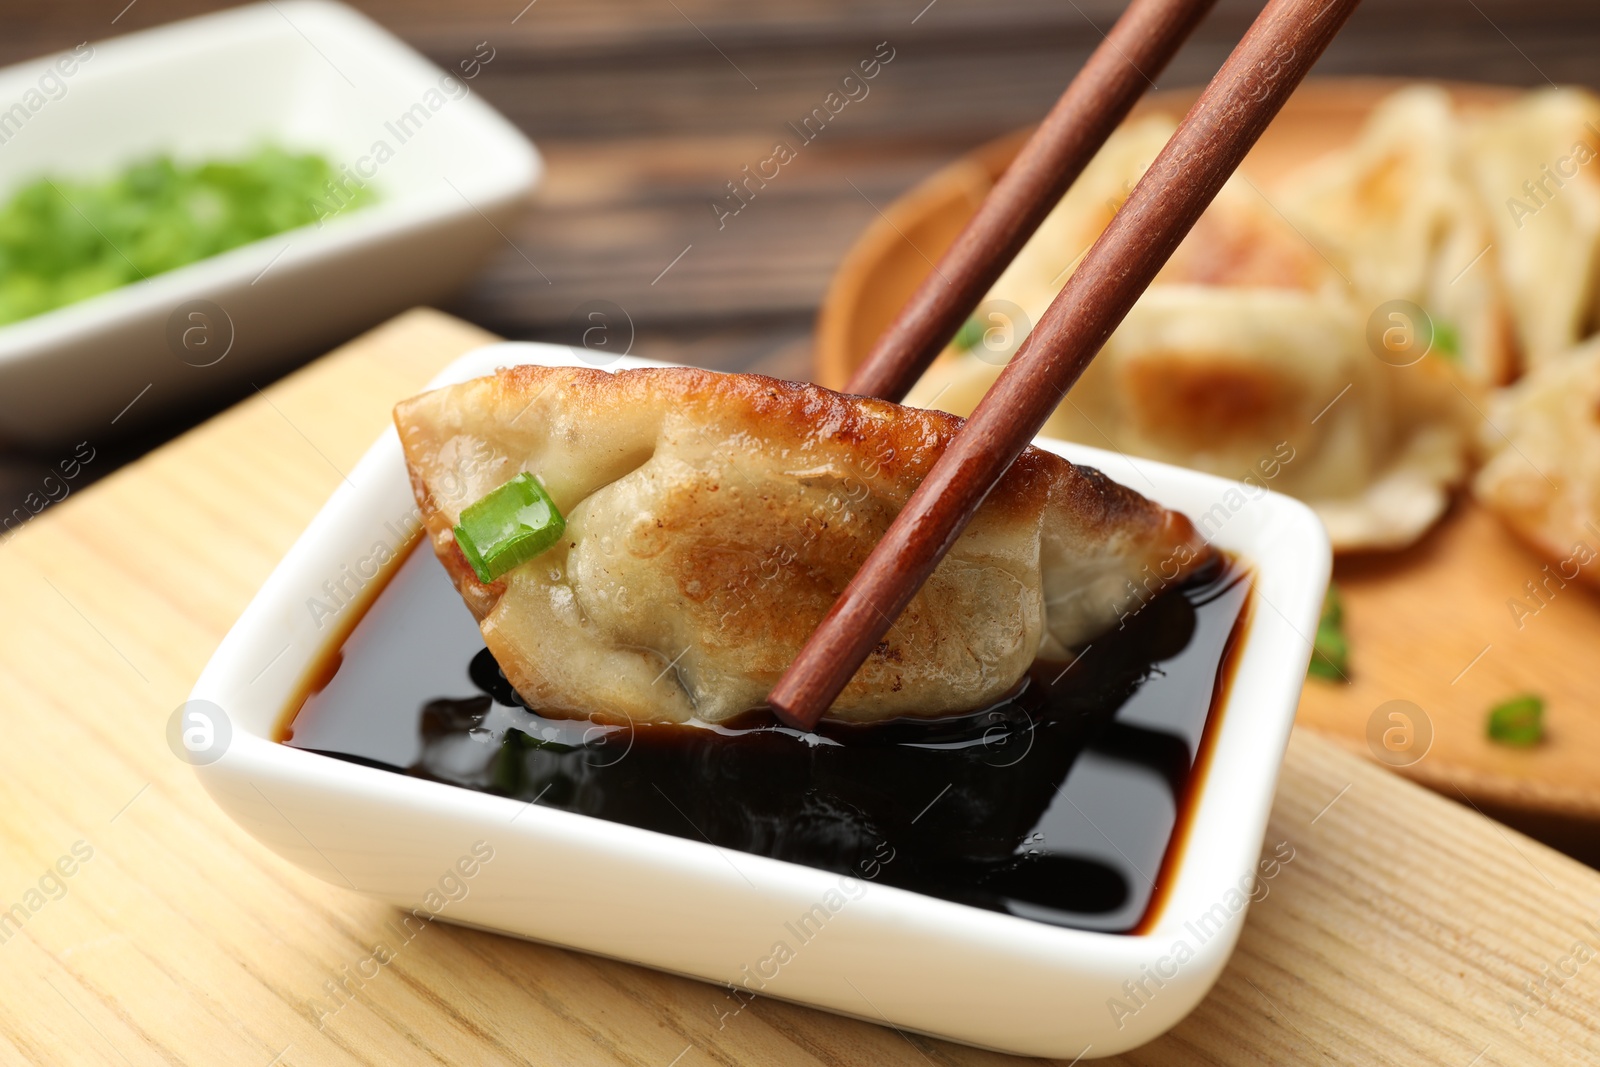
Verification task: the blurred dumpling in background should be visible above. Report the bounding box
[980,115,1176,329]
[1281,86,1517,385]
[1154,177,1337,294]
[1473,337,1600,584]
[1059,288,1473,551]
[967,115,1341,345]
[1463,88,1600,372]
[906,105,1476,553]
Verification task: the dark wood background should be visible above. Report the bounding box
[2,0,1598,509]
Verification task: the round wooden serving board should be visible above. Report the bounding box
[814,79,1600,863]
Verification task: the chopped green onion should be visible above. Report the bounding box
[952,315,985,352]
[453,472,565,584]
[1307,583,1349,682]
[1486,694,1544,747]
[492,729,529,794]
[492,729,574,795]
[0,147,375,327]
[1431,320,1461,363]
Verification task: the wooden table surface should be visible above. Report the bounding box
[1,308,1597,1065]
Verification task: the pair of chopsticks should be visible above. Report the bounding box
[770,0,1362,730]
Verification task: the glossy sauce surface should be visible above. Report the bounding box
[282,543,1251,934]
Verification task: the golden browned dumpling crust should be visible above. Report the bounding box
[1464,88,1600,373]
[1474,338,1600,585]
[396,366,1208,725]
[908,96,1488,554]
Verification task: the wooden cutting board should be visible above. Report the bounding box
[813,79,1600,861]
[0,308,1598,1064]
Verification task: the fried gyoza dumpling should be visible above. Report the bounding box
[1473,337,1600,581]
[965,115,1337,365]
[911,286,1475,551]
[981,115,1177,333]
[906,104,1477,552]
[1282,86,1516,384]
[395,366,1207,725]
[1058,288,1473,550]
[1464,88,1600,371]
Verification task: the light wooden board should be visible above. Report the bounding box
[814,79,1600,845]
[0,308,1597,1064]
[1298,504,1600,837]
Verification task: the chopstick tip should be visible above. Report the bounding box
[767,688,824,732]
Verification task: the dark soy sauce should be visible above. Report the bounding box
[282,542,1251,934]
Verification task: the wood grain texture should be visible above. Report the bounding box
[1297,504,1600,850]
[0,309,1598,1064]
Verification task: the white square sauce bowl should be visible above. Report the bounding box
[190,342,1330,1059]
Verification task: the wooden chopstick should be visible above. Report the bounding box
[771,0,1362,730]
[845,0,1219,403]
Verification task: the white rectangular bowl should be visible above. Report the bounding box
[191,343,1330,1059]
[0,1,539,447]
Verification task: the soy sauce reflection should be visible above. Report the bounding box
[284,544,1250,934]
